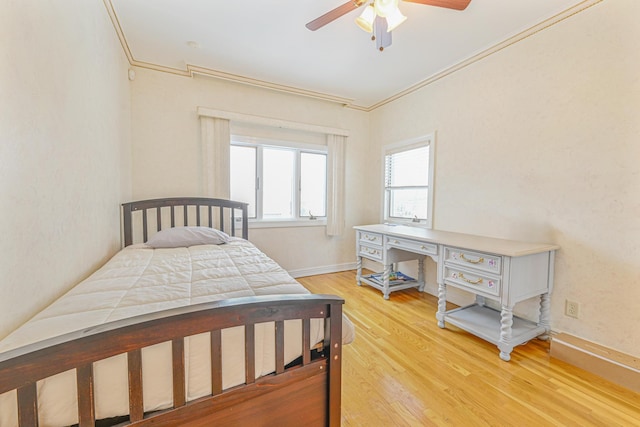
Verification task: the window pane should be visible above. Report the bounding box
[230,145,256,218]
[386,146,429,187]
[388,188,428,219]
[385,143,431,221]
[300,152,326,217]
[263,148,294,219]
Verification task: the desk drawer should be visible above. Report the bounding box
[358,231,383,247]
[386,236,437,256]
[444,266,501,297]
[358,244,383,261]
[444,247,502,275]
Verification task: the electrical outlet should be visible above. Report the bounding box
[565,300,580,318]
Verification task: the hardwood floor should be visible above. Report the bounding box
[298,270,640,427]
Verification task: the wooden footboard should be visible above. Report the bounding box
[0,295,343,427]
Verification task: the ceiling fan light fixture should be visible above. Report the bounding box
[355,4,376,33]
[374,0,396,17]
[385,7,407,32]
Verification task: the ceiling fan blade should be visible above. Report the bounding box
[306,1,366,31]
[402,0,471,11]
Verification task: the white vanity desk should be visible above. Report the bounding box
[354,224,559,361]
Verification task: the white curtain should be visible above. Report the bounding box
[200,116,230,198]
[326,134,346,236]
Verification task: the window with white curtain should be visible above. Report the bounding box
[383,134,435,227]
[230,136,327,226]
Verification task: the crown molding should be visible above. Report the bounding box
[104,0,602,112]
[188,66,354,105]
[103,0,353,106]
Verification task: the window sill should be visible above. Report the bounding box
[384,219,433,229]
[248,219,327,229]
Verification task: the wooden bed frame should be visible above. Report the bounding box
[0,197,344,427]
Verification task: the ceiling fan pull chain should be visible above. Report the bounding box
[374,16,392,51]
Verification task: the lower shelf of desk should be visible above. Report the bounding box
[443,304,546,347]
[359,274,421,297]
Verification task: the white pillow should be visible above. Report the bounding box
[146,226,230,248]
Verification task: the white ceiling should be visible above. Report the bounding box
[110,0,587,109]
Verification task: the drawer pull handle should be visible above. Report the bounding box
[460,254,484,264]
[394,240,400,244]
[459,273,483,285]
[365,235,377,241]
[365,248,378,255]
[420,245,428,250]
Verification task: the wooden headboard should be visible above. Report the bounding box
[122,197,249,246]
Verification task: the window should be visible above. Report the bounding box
[230,137,327,226]
[383,134,435,227]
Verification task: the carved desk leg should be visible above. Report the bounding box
[498,305,514,361]
[418,257,425,292]
[436,282,446,328]
[356,256,362,286]
[537,293,551,340]
[382,263,391,300]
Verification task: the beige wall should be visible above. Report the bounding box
[0,1,132,339]
[130,68,370,273]
[369,0,640,356]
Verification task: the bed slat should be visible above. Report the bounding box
[210,329,222,395]
[17,383,38,427]
[172,338,186,408]
[127,350,144,422]
[302,318,311,365]
[196,205,201,226]
[156,208,161,232]
[245,324,255,384]
[275,320,285,374]
[231,209,236,236]
[76,364,95,426]
[219,207,224,234]
[142,210,148,243]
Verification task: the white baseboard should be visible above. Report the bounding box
[288,262,357,279]
[550,333,640,393]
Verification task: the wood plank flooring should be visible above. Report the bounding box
[298,270,640,427]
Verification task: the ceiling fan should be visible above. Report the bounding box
[306,0,471,51]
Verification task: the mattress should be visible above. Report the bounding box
[0,238,355,427]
